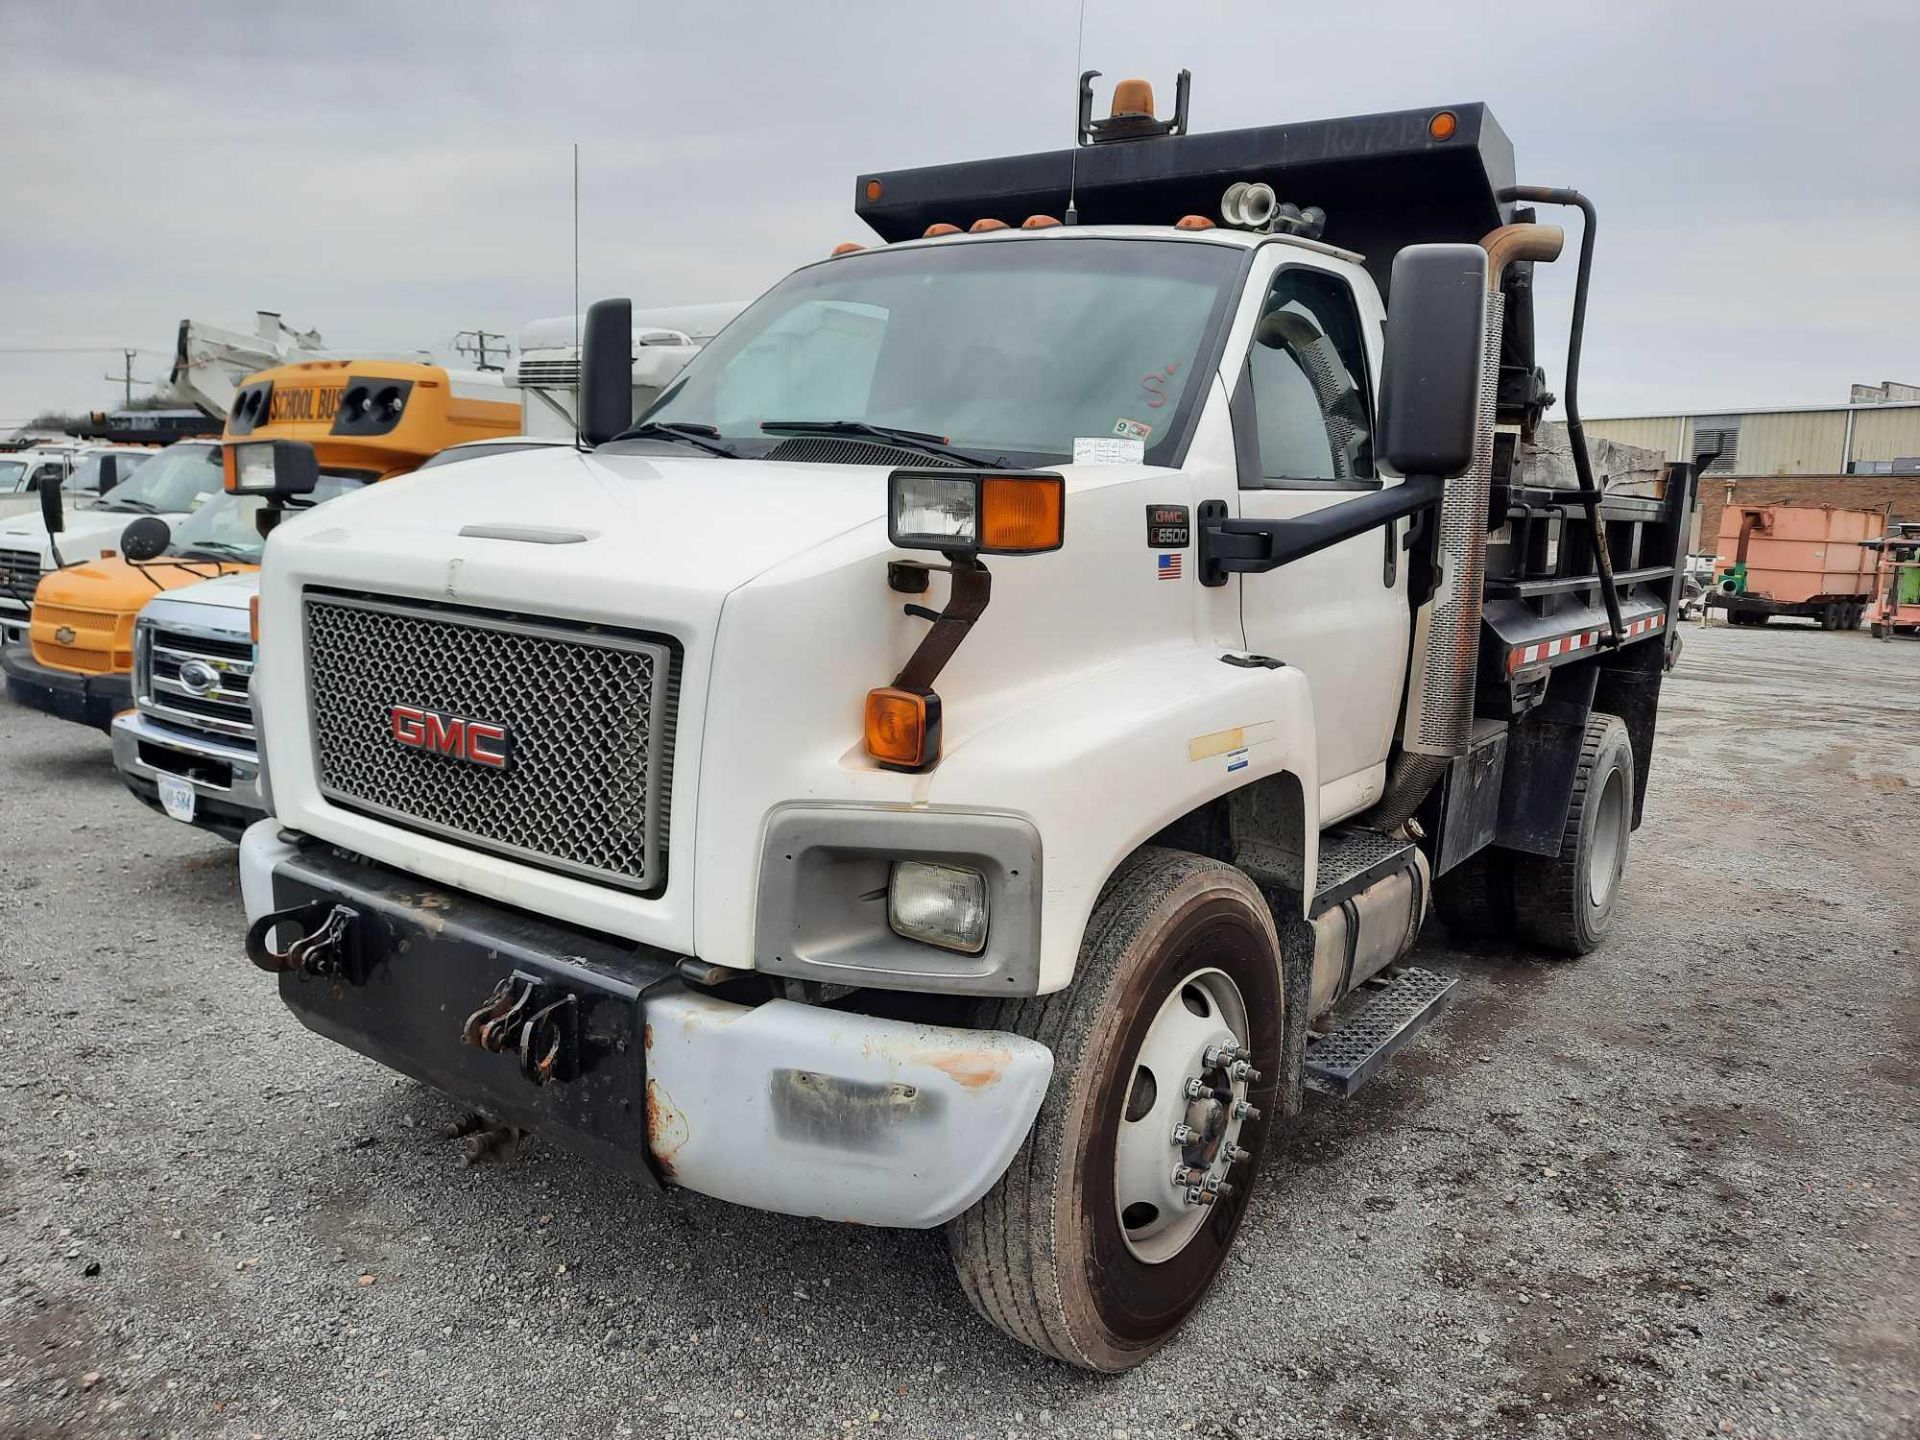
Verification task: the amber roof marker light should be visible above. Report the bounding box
[1428,110,1458,141]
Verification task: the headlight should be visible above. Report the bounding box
[891,474,978,549]
[887,471,1064,556]
[888,861,988,954]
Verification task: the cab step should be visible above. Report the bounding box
[1311,827,1417,917]
[1303,966,1459,1098]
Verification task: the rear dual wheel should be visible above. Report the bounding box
[948,848,1283,1371]
[1433,713,1635,957]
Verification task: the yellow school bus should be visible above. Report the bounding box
[3,360,520,730]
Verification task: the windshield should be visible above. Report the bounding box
[166,473,368,563]
[0,461,24,492]
[64,451,148,497]
[96,443,223,515]
[636,237,1243,467]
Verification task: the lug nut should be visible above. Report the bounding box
[1171,1123,1198,1146]
[1172,1165,1199,1187]
[1228,1060,1263,1083]
[1204,1042,1248,1068]
[1226,1144,1252,1165]
[1189,1186,1216,1207]
[1232,1099,1263,1121]
[1204,1178,1237,1200]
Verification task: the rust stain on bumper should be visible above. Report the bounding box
[645,1078,689,1178]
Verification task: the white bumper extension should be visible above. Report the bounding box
[238,822,1052,1228]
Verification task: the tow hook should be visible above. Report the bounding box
[462,973,580,1087]
[246,900,373,986]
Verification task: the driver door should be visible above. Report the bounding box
[1231,256,1408,822]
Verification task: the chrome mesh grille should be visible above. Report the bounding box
[304,593,673,892]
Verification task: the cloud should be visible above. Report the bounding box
[1,0,1915,424]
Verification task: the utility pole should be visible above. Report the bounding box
[104,349,141,407]
[453,329,510,372]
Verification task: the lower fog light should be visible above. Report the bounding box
[888,861,988,954]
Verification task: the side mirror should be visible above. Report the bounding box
[96,455,120,494]
[1377,243,1490,479]
[38,473,64,535]
[121,516,171,562]
[579,298,634,446]
[224,439,319,498]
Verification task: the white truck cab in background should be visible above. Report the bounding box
[0,441,222,647]
[512,303,743,439]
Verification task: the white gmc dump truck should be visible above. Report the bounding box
[236,78,1697,1370]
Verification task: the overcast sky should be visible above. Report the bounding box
[2,0,1915,428]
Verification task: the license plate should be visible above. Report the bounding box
[158,773,197,823]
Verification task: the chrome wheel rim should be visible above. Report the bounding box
[1113,967,1256,1265]
[1586,767,1628,908]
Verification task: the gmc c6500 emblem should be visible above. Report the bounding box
[389,704,512,770]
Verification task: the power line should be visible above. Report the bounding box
[0,345,166,355]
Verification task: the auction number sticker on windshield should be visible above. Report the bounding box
[1113,417,1153,442]
[1073,436,1146,466]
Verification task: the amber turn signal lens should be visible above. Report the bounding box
[979,476,1065,554]
[1428,110,1457,141]
[865,686,940,770]
[222,446,239,493]
[249,593,261,644]
[864,178,884,201]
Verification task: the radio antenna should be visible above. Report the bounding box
[572,142,582,450]
[1065,0,1089,225]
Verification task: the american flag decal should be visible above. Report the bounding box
[1157,552,1183,581]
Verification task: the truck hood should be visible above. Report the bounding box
[268,446,899,603]
[144,568,261,616]
[0,508,184,560]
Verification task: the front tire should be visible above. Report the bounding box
[1510,713,1635,956]
[948,848,1285,1371]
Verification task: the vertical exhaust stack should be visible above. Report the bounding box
[1373,224,1563,826]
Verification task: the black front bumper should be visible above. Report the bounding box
[256,844,679,1182]
[1,644,131,731]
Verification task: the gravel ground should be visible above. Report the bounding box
[0,620,1914,1440]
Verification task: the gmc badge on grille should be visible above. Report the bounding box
[389,704,513,771]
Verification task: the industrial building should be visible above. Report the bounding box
[1584,384,1920,548]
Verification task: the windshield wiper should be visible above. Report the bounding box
[759,420,997,468]
[179,541,255,561]
[103,497,159,514]
[612,421,736,458]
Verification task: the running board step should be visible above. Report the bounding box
[1311,827,1416,918]
[1303,966,1459,1098]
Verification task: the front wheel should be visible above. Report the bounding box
[1510,713,1636,956]
[948,848,1285,1371]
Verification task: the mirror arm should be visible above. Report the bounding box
[1197,476,1444,587]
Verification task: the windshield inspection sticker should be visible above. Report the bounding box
[1073,436,1146,466]
[1113,417,1153,442]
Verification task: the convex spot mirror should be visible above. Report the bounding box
[120,516,171,563]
